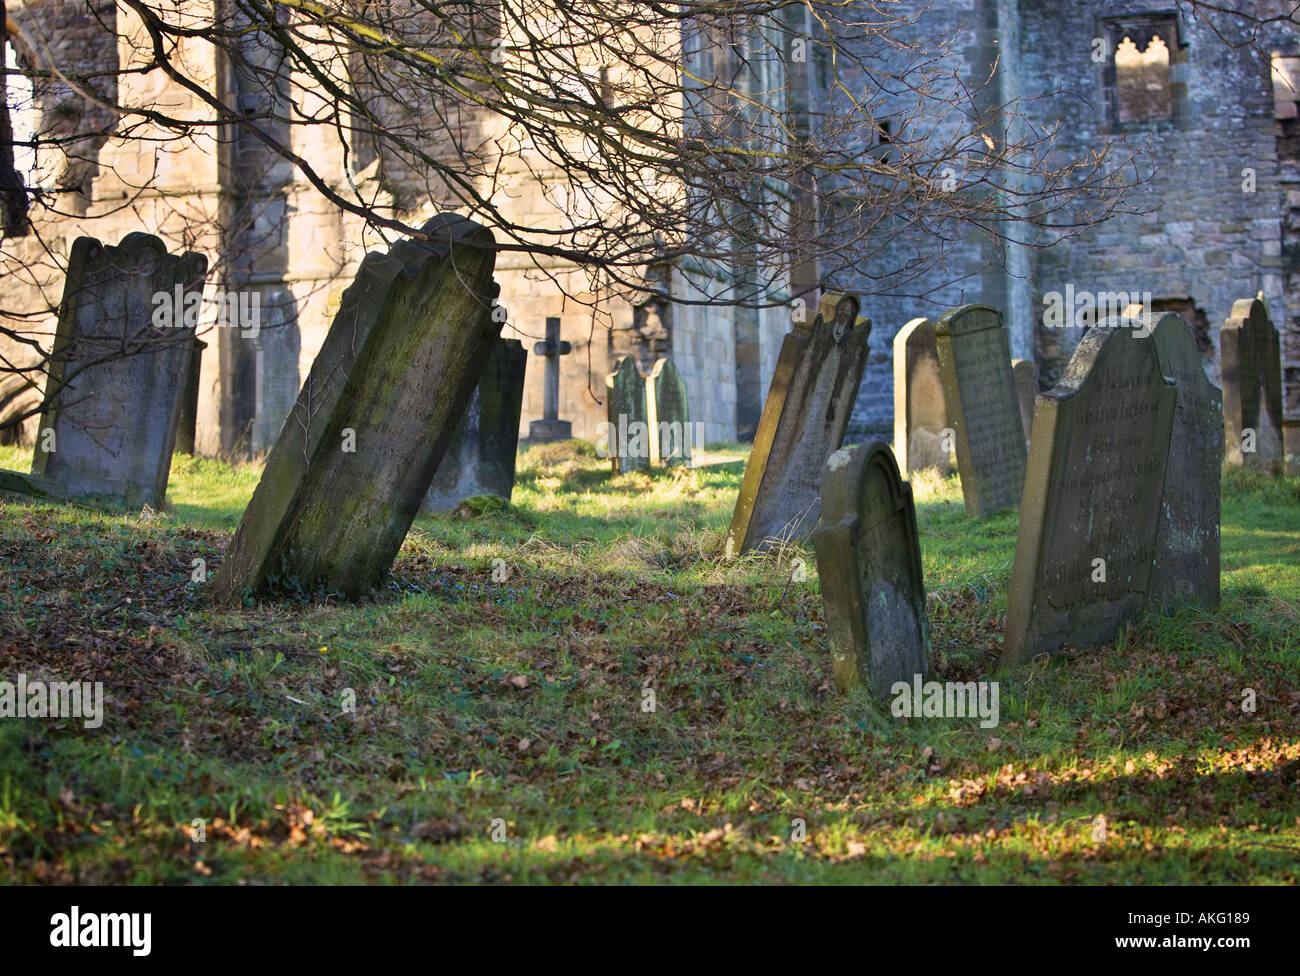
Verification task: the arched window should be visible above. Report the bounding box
[1103,15,1185,127]
[2,36,36,235]
[4,39,35,184]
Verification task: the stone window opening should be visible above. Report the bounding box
[1116,34,1171,121]
[872,118,895,164]
[1102,14,1185,127]
[2,36,35,236]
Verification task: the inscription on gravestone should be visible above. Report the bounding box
[725,293,871,556]
[1145,312,1222,612]
[1003,322,1176,665]
[934,305,1027,516]
[33,233,207,508]
[892,318,950,477]
[813,442,930,695]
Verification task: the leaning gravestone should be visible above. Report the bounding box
[605,355,649,474]
[892,318,950,476]
[211,214,502,601]
[1011,358,1037,446]
[646,357,692,468]
[1145,311,1223,612]
[725,293,871,556]
[32,233,207,508]
[1002,321,1176,665]
[812,441,930,695]
[424,337,527,510]
[934,305,1027,516]
[1222,298,1284,468]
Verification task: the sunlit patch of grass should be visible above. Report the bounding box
[0,445,1296,883]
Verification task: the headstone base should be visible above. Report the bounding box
[529,418,572,441]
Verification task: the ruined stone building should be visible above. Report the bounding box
[841,0,1300,439]
[2,1,1298,458]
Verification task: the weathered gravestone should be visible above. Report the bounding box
[646,357,691,468]
[725,293,871,557]
[424,337,527,510]
[1145,311,1223,612]
[1002,322,1176,665]
[934,305,1027,516]
[1285,417,1300,477]
[605,355,648,474]
[173,337,206,456]
[812,441,931,695]
[1222,298,1284,468]
[32,233,207,508]
[211,214,502,601]
[892,318,950,476]
[1011,358,1037,446]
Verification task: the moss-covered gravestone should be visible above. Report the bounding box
[424,337,526,510]
[605,355,649,474]
[892,318,950,477]
[1222,298,1284,468]
[1146,312,1223,612]
[211,214,502,601]
[32,233,207,508]
[725,293,871,557]
[934,305,1027,516]
[646,357,691,468]
[812,442,930,695]
[1003,322,1176,665]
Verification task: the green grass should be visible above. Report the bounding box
[0,440,1297,884]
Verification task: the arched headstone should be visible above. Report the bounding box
[813,442,930,694]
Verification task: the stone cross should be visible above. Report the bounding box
[529,316,572,441]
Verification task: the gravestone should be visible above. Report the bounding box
[892,318,950,476]
[934,305,1027,516]
[1285,417,1300,477]
[424,337,527,510]
[1222,298,1284,468]
[646,357,691,468]
[725,293,871,556]
[1145,312,1223,612]
[211,214,502,602]
[1011,358,1037,446]
[32,233,207,508]
[1003,322,1176,665]
[528,316,572,441]
[174,337,206,455]
[605,355,648,473]
[812,441,930,695]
